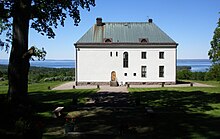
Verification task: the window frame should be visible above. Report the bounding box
[159,66,164,77]
[141,52,147,59]
[103,38,112,43]
[123,52,128,68]
[159,52,164,59]
[139,38,148,43]
[141,66,147,78]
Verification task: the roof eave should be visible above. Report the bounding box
[75,42,178,48]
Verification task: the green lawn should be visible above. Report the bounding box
[0,80,8,94]
[0,81,97,139]
[0,80,220,138]
[128,81,220,138]
[0,81,65,94]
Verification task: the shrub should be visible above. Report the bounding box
[177,70,206,81]
[205,64,220,81]
[191,72,206,81]
[63,76,73,81]
[177,69,192,80]
[0,77,5,81]
[0,71,3,77]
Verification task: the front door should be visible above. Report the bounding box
[111,71,116,81]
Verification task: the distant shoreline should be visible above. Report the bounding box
[0,64,189,71]
[0,59,211,71]
[0,59,210,60]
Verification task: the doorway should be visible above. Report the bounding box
[111,71,116,81]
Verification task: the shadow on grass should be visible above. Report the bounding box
[133,90,220,112]
[64,90,220,139]
[1,89,220,139]
[29,89,97,126]
[128,90,220,138]
[0,89,96,139]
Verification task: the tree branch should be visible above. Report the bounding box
[23,46,35,60]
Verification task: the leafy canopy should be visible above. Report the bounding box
[0,0,95,50]
[209,15,220,63]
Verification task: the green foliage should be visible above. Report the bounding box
[205,64,220,81]
[177,69,192,80]
[177,69,206,81]
[0,0,95,49]
[30,46,47,61]
[28,67,74,83]
[0,65,8,80]
[191,72,205,81]
[208,16,220,63]
[0,0,95,99]
[207,14,220,81]
[0,70,3,77]
[0,64,74,83]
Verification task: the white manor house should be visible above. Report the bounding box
[74,18,178,86]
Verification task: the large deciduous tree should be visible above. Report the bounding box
[209,16,220,63]
[0,0,95,103]
[208,15,220,81]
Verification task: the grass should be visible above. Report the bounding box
[129,80,220,116]
[127,80,220,138]
[28,81,68,92]
[0,80,8,94]
[0,80,220,138]
[0,81,65,94]
[42,80,220,139]
[0,81,97,139]
[129,80,220,93]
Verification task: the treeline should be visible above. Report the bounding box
[0,65,7,81]
[0,65,75,83]
[177,64,220,81]
[29,66,75,83]
[1,64,220,82]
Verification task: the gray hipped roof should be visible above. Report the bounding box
[76,20,176,44]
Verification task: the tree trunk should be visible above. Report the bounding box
[7,0,31,103]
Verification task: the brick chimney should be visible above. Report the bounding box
[148,19,153,23]
[96,18,103,26]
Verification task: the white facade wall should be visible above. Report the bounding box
[76,47,176,84]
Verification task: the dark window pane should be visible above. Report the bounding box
[141,52,147,59]
[159,66,164,77]
[159,52,164,59]
[105,38,112,42]
[141,66,147,78]
[123,52,128,68]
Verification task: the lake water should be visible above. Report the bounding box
[0,59,212,72]
[177,59,211,72]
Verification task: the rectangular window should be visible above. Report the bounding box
[110,52,112,57]
[116,52,118,57]
[133,73,136,76]
[141,52,147,59]
[159,66,164,77]
[124,73,127,76]
[159,52,164,59]
[141,66,147,78]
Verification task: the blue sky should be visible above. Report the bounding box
[0,0,220,60]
